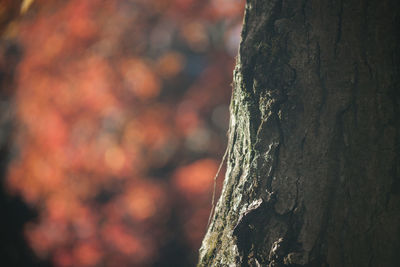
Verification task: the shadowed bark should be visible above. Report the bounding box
[199,0,400,266]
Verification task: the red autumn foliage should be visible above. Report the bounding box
[4,0,244,266]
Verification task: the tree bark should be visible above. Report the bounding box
[198,0,400,266]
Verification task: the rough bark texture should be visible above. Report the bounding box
[198,0,400,266]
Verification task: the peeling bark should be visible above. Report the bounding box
[198,0,400,266]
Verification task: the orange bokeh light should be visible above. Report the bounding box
[3,0,244,266]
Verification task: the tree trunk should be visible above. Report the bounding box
[198,0,400,266]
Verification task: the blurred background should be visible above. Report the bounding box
[0,0,243,266]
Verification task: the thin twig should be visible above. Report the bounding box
[207,146,229,228]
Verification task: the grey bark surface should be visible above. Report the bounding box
[198,0,400,266]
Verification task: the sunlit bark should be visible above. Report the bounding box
[199,0,400,266]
